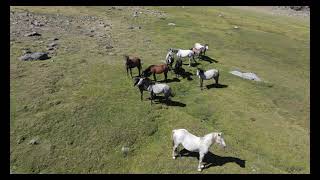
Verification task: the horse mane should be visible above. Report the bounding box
[197,68,204,73]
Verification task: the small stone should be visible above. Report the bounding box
[29,138,39,145]
[19,52,50,61]
[121,146,130,156]
[168,23,176,26]
[49,37,59,41]
[24,31,41,37]
[234,26,239,29]
[48,42,58,47]
[17,136,26,144]
[105,45,113,49]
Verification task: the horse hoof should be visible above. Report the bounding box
[172,156,176,160]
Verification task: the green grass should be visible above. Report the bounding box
[10,6,309,174]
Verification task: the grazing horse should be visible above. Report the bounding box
[176,49,196,67]
[133,77,153,101]
[134,77,174,104]
[194,43,209,56]
[196,68,219,90]
[124,55,142,77]
[172,129,226,172]
[142,64,169,82]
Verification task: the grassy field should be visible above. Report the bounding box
[10,6,310,174]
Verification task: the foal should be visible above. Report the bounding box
[172,129,226,171]
[196,68,219,90]
[124,55,142,77]
[142,64,169,82]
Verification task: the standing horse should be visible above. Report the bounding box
[142,64,169,82]
[165,50,175,69]
[134,77,174,104]
[124,55,142,77]
[133,77,153,101]
[172,129,226,172]
[196,68,219,90]
[176,49,196,67]
[194,43,209,56]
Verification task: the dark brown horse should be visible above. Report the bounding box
[142,64,169,82]
[124,55,142,77]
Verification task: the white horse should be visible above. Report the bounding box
[194,43,209,56]
[176,49,196,67]
[172,129,226,171]
[136,77,174,104]
[196,68,219,90]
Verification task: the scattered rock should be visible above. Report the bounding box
[29,138,39,145]
[31,20,44,26]
[230,70,261,81]
[234,26,239,29]
[17,136,26,144]
[133,11,138,17]
[47,47,55,51]
[49,37,59,41]
[24,31,41,37]
[105,44,113,49]
[168,23,176,26]
[121,146,130,157]
[128,26,134,29]
[19,52,50,61]
[48,42,58,47]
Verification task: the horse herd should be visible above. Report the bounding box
[124,43,227,172]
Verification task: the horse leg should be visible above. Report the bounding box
[164,72,167,83]
[198,152,205,171]
[172,141,179,159]
[138,67,141,77]
[140,89,143,101]
[150,91,154,105]
[200,79,203,90]
[130,68,133,77]
[153,73,157,82]
[215,74,219,85]
[189,58,191,67]
[126,67,129,76]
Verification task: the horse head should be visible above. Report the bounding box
[214,132,226,149]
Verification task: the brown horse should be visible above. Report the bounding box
[124,55,142,77]
[142,64,169,82]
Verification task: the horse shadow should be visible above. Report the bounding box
[175,68,193,81]
[206,83,228,89]
[179,148,246,169]
[199,55,218,63]
[150,96,186,107]
[159,78,180,83]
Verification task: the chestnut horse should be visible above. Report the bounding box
[142,64,169,82]
[124,55,142,77]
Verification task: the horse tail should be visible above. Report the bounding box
[172,130,176,146]
[169,88,175,97]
